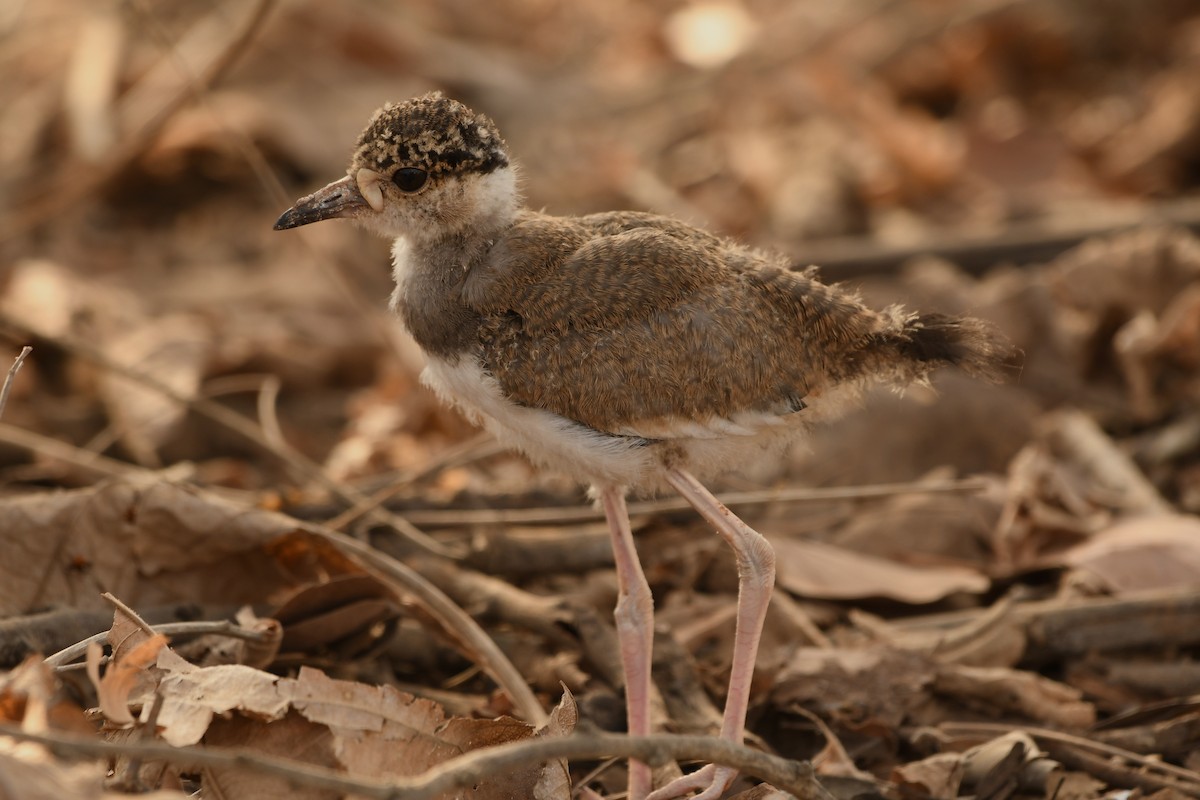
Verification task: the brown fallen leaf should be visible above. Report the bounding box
[1060,514,1200,593]
[0,655,91,734]
[934,664,1096,729]
[772,645,933,731]
[202,710,340,800]
[92,634,167,727]
[140,649,573,799]
[0,655,186,799]
[773,537,988,603]
[0,480,303,616]
[891,751,964,800]
[959,731,1062,798]
[273,573,403,658]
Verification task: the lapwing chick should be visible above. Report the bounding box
[276,92,1008,800]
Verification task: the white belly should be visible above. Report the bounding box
[421,355,812,492]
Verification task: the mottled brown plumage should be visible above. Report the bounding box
[275,92,1010,800]
[467,209,1003,431]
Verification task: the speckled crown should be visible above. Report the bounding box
[349,92,509,177]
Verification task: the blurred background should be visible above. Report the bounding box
[2,0,1200,515]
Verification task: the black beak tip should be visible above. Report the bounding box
[273,208,299,231]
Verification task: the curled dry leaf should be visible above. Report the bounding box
[773,537,988,604]
[273,573,402,659]
[960,731,1062,798]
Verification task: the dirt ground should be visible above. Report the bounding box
[2,1,1200,798]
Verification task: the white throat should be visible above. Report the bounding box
[469,165,520,231]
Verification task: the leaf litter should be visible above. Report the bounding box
[3,0,1200,797]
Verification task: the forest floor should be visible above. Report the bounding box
[2,1,1200,798]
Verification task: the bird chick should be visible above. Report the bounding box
[276,92,1009,800]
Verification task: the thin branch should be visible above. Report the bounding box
[795,195,1200,280]
[101,591,157,637]
[45,620,278,669]
[0,726,830,800]
[255,374,286,451]
[397,733,831,800]
[324,432,503,532]
[0,345,31,421]
[396,477,993,528]
[0,421,152,480]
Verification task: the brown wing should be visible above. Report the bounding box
[463,211,882,434]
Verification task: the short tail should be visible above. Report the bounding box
[878,311,1014,385]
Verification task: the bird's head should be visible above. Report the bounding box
[274,92,517,242]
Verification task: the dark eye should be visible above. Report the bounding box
[392,167,428,192]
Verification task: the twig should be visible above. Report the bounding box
[0,311,453,558]
[324,432,502,532]
[0,346,31,421]
[255,374,286,451]
[45,620,279,669]
[101,591,156,637]
[0,726,830,800]
[892,586,1200,660]
[793,196,1200,280]
[0,421,152,480]
[397,733,831,800]
[396,477,993,528]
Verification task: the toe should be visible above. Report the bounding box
[645,764,739,800]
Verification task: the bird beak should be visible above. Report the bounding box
[273,175,369,230]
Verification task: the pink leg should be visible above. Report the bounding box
[647,468,776,800]
[599,485,655,800]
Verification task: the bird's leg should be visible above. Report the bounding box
[599,484,655,800]
[648,468,776,800]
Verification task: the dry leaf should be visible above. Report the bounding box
[934,664,1096,729]
[774,538,988,603]
[891,751,964,800]
[273,573,402,658]
[202,711,339,800]
[153,659,290,746]
[0,480,311,616]
[95,634,166,726]
[773,646,933,730]
[141,658,572,798]
[1061,514,1200,593]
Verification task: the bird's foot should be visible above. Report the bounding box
[645,764,737,800]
